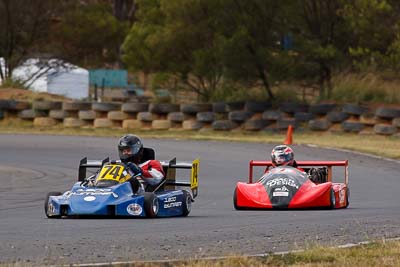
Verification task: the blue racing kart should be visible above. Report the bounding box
[44,148,199,218]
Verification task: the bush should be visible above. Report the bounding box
[330,73,400,104]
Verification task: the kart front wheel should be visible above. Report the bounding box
[44,192,62,218]
[144,193,159,218]
[181,190,192,217]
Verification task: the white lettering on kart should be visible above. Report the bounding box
[272,186,290,197]
[163,196,182,209]
[65,189,119,198]
[266,178,299,189]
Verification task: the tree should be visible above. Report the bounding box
[293,0,350,99]
[123,0,226,102]
[0,0,61,85]
[54,1,130,68]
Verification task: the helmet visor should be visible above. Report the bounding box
[118,144,142,160]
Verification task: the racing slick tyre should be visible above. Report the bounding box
[45,192,62,218]
[144,193,159,218]
[181,190,192,217]
[346,188,350,208]
[329,188,336,209]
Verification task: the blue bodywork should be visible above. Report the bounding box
[47,182,189,217]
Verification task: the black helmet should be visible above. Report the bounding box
[117,134,143,163]
[271,145,294,167]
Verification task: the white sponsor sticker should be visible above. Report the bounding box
[84,196,96,202]
[273,191,289,197]
[127,203,142,215]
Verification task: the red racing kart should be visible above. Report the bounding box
[233,160,349,210]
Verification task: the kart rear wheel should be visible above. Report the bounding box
[329,188,336,209]
[45,192,62,218]
[144,193,159,218]
[181,191,192,217]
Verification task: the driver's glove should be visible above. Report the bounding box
[126,162,142,176]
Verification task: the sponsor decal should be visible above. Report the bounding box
[163,196,182,209]
[127,203,142,215]
[272,186,290,197]
[266,178,299,189]
[83,196,96,202]
[69,189,118,198]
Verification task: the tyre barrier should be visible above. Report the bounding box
[374,124,397,135]
[63,102,92,111]
[49,110,69,120]
[226,101,245,112]
[212,120,237,131]
[295,112,315,122]
[122,120,142,129]
[212,102,227,113]
[342,104,369,115]
[63,118,84,128]
[181,103,212,114]
[341,121,364,133]
[33,101,62,111]
[137,112,154,122]
[33,117,58,127]
[360,114,376,126]
[19,109,47,120]
[149,103,179,114]
[152,120,172,130]
[196,112,215,123]
[309,103,337,115]
[279,102,309,114]
[229,111,253,122]
[245,101,272,112]
[94,118,113,128]
[168,112,185,122]
[393,118,400,128]
[107,111,132,121]
[79,110,97,120]
[92,102,121,112]
[262,110,282,121]
[277,118,297,130]
[326,111,349,123]
[375,107,400,119]
[182,120,203,130]
[121,103,149,113]
[309,119,331,131]
[0,100,399,135]
[244,119,271,131]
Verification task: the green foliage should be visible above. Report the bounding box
[0,78,27,89]
[331,72,400,103]
[56,2,129,67]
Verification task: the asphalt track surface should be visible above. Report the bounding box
[0,134,399,265]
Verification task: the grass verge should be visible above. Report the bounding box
[129,239,400,267]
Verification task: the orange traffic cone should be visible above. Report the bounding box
[284,124,294,145]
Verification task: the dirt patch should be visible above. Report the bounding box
[0,88,70,101]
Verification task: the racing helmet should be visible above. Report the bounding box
[271,145,294,167]
[117,134,143,163]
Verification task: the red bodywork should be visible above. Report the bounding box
[234,160,349,209]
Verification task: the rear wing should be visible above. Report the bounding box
[160,158,199,198]
[78,157,199,198]
[78,157,109,181]
[248,160,348,184]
